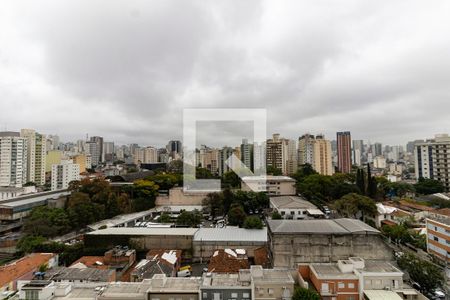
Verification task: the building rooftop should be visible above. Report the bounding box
[46,267,114,282]
[87,227,198,236]
[241,175,295,182]
[148,274,201,292]
[0,253,56,288]
[201,273,251,288]
[98,281,151,300]
[208,249,249,273]
[88,210,156,230]
[270,196,317,209]
[364,290,403,300]
[70,256,107,270]
[194,228,267,242]
[310,264,359,280]
[357,260,402,274]
[249,266,294,283]
[267,218,379,235]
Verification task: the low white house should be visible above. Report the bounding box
[269,196,323,220]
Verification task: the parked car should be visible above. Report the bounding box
[177,270,191,277]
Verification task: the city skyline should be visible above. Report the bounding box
[1,1,450,146]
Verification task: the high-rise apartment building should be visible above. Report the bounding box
[88,136,104,164]
[285,139,297,175]
[415,134,450,191]
[373,143,383,157]
[266,134,284,174]
[337,131,352,173]
[199,146,220,175]
[298,134,315,166]
[21,129,46,185]
[218,146,233,176]
[240,139,253,171]
[72,154,87,173]
[253,142,266,175]
[0,132,28,187]
[312,135,334,176]
[134,146,158,164]
[51,160,80,191]
[352,140,364,166]
[167,140,182,159]
[45,150,63,173]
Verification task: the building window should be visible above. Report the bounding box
[268,288,274,295]
[348,283,355,289]
[203,293,207,299]
[434,237,439,242]
[25,291,39,300]
[338,282,345,289]
[231,293,238,298]
[243,293,250,298]
[290,211,295,215]
[213,293,222,300]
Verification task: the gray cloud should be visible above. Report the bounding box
[1,0,450,147]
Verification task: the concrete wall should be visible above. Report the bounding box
[201,288,251,300]
[156,188,207,206]
[270,233,392,268]
[192,241,266,262]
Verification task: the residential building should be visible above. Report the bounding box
[372,203,412,228]
[103,141,115,162]
[167,140,182,160]
[249,265,295,300]
[373,156,386,169]
[131,250,182,281]
[0,132,28,187]
[147,274,201,300]
[86,136,103,166]
[72,154,87,173]
[218,146,234,176]
[337,132,352,173]
[0,253,58,293]
[266,134,286,174]
[298,258,418,300]
[241,175,296,196]
[134,146,158,164]
[51,160,80,191]
[21,129,47,185]
[267,219,391,268]
[313,135,334,176]
[201,272,251,300]
[199,146,220,175]
[0,185,36,200]
[240,139,253,171]
[426,209,450,263]
[352,140,364,166]
[298,134,315,166]
[415,134,450,191]
[207,249,250,273]
[269,196,323,220]
[285,139,297,175]
[253,142,266,175]
[45,150,63,173]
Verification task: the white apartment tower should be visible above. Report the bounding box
[0,132,28,187]
[298,134,315,166]
[415,134,450,191]
[20,129,46,186]
[51,160,80,191]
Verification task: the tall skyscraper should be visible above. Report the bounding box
[352,140,364,166]
[337,131,352,173]
[285,139,298,175]
[218,146,233,176]
[253,142,266,175]
[373,143,383,157]
[240,139,253,171]
[21,129,46,185]
[134,146,158,164]
[266,134,285,174]
[415,134,450,191]
[298,134,315,166]
[167,140,182,159]
[313,135,334,176]
[89,136,104,163]
[0,132,28,187]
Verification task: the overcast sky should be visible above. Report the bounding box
[1,1,450,147]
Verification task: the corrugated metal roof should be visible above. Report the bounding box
[0,191,70,208]
[270,196,317,209]
[87,227,198,236]
[267,218,379,234]
[194,228,267,242]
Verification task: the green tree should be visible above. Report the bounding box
[227,205,247,227]
[203,192,225,218]
[159,212,172,223]
[292,164,317,183]
[414,178,445,195]
[271,211,282,219]
[397,253,444,294]
[356,168,366,195]
[130,180,159,211]
[176,210,203,227]
[196,167,215,179]
[17,235,47,254]
[266,166,282,176]
[222,171,241,189]
[333,193,377,220]
[145,173,182,190]
[367,164,377,198]
[292,287,320,300]
[167,159,183,174]
[23,207,70,237]
[243,216,264,229]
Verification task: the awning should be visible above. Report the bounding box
[306,209,325,215]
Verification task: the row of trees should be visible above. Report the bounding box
[203,189,268,229]
[381,224,427,250]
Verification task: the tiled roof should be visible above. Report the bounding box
[70,256,107,270]
[208,249,249,273]
[0,253,55,287]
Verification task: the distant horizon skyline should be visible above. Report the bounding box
[1,125,444,149]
